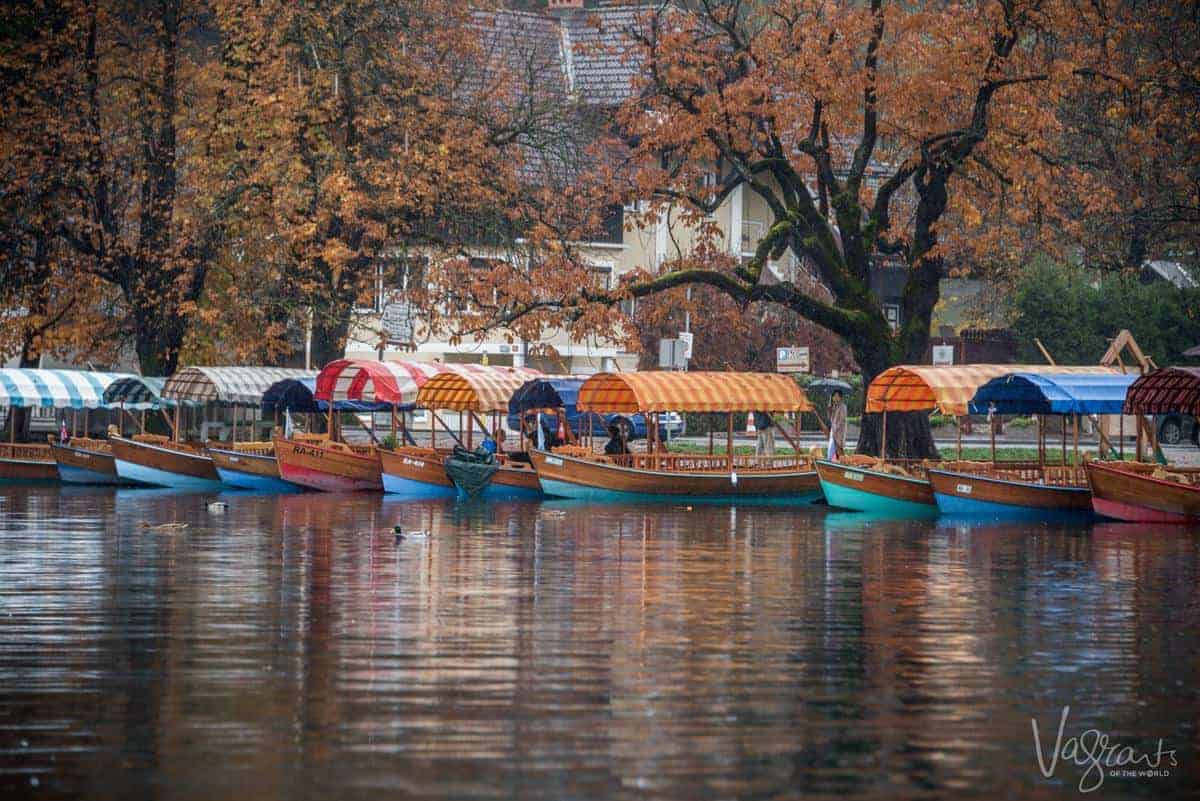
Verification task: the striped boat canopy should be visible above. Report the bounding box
[314,359,452,407]
[577,371,812,413]
[866,364,1118,416]
[1123,367,1200,416]
[163,366,316,406]
[102,376,172,410]
[0,368,132,409]
[416,366,544,412]
[968,372,1138,416]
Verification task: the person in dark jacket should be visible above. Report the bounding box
[603,423,629,456]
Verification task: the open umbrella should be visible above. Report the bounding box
[805,377,852,395]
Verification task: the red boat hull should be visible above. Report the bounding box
[1086,461,1200,523]
[274,437,381,492]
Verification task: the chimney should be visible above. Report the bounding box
[547,0,584,16]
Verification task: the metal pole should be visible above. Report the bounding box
[1073,413,1080,467]
[990,414,996,464]
[726,412,733,465]
[880,411,888,461]
[1119,413,1124,460]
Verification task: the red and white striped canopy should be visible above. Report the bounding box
[314,359,452,407]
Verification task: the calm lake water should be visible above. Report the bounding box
[0,485,1197,800]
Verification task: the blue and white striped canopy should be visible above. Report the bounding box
[102,376,172,410]
[0,369,133,409]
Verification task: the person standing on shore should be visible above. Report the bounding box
[827,390,847,460]
[754,410,775,457]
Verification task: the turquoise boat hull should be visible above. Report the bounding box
[818,476,939,518]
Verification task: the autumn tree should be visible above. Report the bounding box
[451,0,1133,456]
[199,0,577,367]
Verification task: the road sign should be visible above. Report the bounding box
[678,331,693,360]
[932,344,954,365]
[776,346,810,373]
[659,338,688,370]
[381,299,414,345]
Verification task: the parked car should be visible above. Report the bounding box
[1156,412,1199,447]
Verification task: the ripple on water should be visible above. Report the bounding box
[0,486,1197,800]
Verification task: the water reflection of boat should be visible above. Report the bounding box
[822,509,940,532]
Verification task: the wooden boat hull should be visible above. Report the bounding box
[530,450,820,503]
[110,437,224,491]
[208,447,301,493]
[273,437,381,492]
[50,443,132,485]
[380,448,543,499]
[0,444,57,483]
[1086,461,1200,523]
[815,459,937,517]
[928,468,1091,520]
[491,462,542,499]
[379,448,456,498]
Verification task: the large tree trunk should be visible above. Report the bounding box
[132,304,190,376]
[847,283,941,460]
[5,344,40,442]
[310,306,353,369]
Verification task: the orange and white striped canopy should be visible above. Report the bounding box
[866,364,1119,415]
[415,365,543,412]
[577,371,812,413]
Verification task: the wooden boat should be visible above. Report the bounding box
[1086,461,1200,523]
[1,368,137,483]
[0,443,58,482]
[928,463,1091,519]
[847,363,1122,518]
[379,446,542,499]
[273,435,382,492]
[208,442,300,492]
[526,371,819,503]
[376,365,544,499]
[110,435,224,491]
[532,448,820,503]
[815,457,937,517]
[51,439,134,485]
[924,371,1140,519]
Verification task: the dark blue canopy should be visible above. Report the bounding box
[968,372,1138,416]
[262,377,398,415]
[262,378,321,414]
[508,377,583,415]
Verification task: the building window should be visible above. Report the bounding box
[590,265,613,291]
[883,304,900,332]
